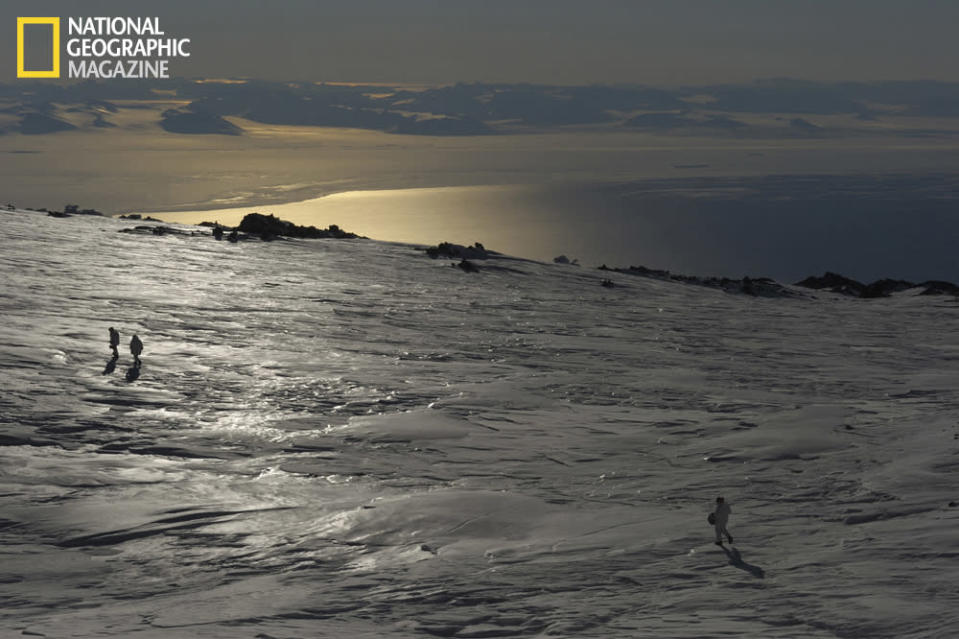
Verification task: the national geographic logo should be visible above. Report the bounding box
[17,17,60,78]
[16,16,190,79]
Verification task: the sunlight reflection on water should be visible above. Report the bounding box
[151,175,959,281]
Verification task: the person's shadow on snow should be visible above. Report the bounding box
[722,546,765,579]
[125,361,141,382]
[102,357,117,375]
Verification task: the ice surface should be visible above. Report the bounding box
[1,208,958,637]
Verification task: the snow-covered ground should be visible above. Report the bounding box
[1,209,957,638]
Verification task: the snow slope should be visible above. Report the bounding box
[1,209,957,638]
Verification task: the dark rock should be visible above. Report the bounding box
[455,259,480,273]
[622,265,671,279]
[236,213,359,239]
[424,242,492,260]
[62,204,103,216]
[795,272,866,296]
[861,278,916,298]
[601,279,615,288]
[602,265,802,298]
[118,225,199,237]
[918,280,959,296]
[797,273,958,298]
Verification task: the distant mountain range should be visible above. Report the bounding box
[2,78,959,137]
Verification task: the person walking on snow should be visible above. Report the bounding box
[712,496,733,545]
[108,327,120,359]
[130,334,143,366]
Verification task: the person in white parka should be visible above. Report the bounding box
[712,496,733,545]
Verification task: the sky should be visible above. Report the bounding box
[4,0,959,85]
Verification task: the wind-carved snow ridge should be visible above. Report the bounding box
[1,208,958,638]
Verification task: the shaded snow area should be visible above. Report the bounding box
[2,209,958,639]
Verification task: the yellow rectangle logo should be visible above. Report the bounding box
[17,17,60,78]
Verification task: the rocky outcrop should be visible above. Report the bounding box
[423,242,492,260]
[795,272,959,298]
[47,204,104,218]
[795,272,866,296]
[236,213,360,239]
[118,225,204,237]
[917,281,959,296]
[600,264,803,298]
[114,213,359,242]
[861,279,916,298]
